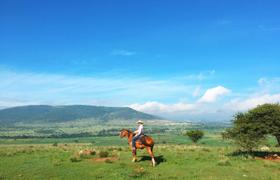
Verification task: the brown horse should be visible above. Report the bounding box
[119,129,156,166]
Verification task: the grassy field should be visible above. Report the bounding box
[0,132,280,180]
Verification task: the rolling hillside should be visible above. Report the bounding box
[0,105,161,124]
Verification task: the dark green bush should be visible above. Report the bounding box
[70,156,81,162]
[222,103,280,151]
[185,130,204,143]
[98,151,109,158]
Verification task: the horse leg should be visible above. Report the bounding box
[132,148,137,162]
[146,146,156,166]
[131,137,137,162]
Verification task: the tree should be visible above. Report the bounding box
[247,104,280,145]
[222,112,265,151]
[185,130,204,143]
[223,103,280,151]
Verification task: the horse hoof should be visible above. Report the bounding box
[152,159,156,166]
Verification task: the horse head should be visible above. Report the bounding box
[119,129,131,138]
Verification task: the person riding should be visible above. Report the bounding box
[132,120,144,161]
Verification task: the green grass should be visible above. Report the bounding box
[0,143,280,180]
[0,132,280,179]
[0,132,231,147]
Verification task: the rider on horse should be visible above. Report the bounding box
[119,122,156,166]
[132,120,144,161]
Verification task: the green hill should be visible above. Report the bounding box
[0,105,161,124]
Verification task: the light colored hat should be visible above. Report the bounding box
[136,120,144,124]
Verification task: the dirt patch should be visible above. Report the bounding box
[91,157,119,162]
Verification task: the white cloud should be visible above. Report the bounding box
[226,93,280,111]
[0,98,38,107]
[129,100,232,121]
[192,86,201,97]
[0,70,197,107]
[2,68,279,122]
[111,49,135,56]
[258,77,280,92]
[198,86,231,103]
[129,101,195,115]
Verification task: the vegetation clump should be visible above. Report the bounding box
[185,130,204,143]
[70,156,81,162]
[223,103,280,151]
[78,149,96,159]
[98,151,109,158]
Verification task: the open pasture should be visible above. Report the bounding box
[0,134,280,180]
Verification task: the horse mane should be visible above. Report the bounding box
[120,129,133,136]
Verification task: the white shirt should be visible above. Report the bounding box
[137,124,144,135]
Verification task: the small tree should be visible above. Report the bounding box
[247,104,280,145]
[222,113,265,151]
[185,130,204,143]
[222,103,280,151]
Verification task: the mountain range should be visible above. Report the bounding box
[0,105,161,124]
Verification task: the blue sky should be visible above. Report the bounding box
[1,0,280,121]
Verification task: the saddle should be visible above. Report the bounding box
[137,134,147,145]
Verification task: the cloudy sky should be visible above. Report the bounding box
[1,0,280,121]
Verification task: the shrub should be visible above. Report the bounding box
[222,110,268,151]
[79,154,91,159]
[105,159,113,163]
[78,149,96,158]
[202,148,211,152]
[70,156,81,162]
[185,130,204,143]
[90,150,96,155]
[99,151,109,158]
[53,142,58,147]
[223,104,280,152]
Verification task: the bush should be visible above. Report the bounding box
[70,156,81,162]
[105,159,113,163]
[185,130,204,143]
[79,154,91,159]
[98,151,109,158]
[223,104,280,151]
[52,142,58,147]
[222,109,269,151]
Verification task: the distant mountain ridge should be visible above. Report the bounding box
[0,105,161,124]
